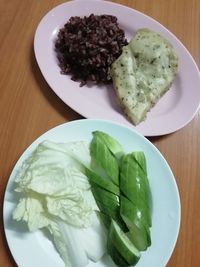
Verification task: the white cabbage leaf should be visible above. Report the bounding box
[12,140,105,267]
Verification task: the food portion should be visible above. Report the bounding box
[55,12,179,126]
[12,131,152,267]
[111,28,179,125]
[12,141,107,267]
[87,131,152,266]
[55,14,127,86]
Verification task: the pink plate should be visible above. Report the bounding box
[34,0,200,136]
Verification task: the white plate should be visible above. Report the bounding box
[4,119,180,267]
[34,0,200,136]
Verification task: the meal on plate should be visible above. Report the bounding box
[55,14,178,125]
[12,131,152,267]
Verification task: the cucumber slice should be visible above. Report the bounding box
[90,133,119,185]
[95,200,127,232]
[120,153,148,201]
[95,199,119,221]
[127,227,151,252]
[91,184,119,205]
[120,153,152,226]
[92,131,124,160]
[120,195,151,251]
[91,184,127,231]
[107,237,129,267]
[98,211,111,229]
[132,151,147,173]
[109,220,140,266]
[128,199,151,227]
[120,195,149,227]
[131,152,152,212]
[85,167,120,196]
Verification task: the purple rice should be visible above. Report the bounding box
[55,14,127,86]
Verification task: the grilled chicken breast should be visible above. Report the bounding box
[111,28,178,125]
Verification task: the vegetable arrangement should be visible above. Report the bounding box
[86,131,152,266]
[12,131,152,267]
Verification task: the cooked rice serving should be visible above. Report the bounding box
[55,14,127,86]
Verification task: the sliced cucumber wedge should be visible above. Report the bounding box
[91,184,119,206]
[98,211,111,229]
[120,195,151,251]
[90,133,119,185]
[109,220,140,266]
[85,167,120,196]
[107,237,129,267]
[120,152,152,227]
[92,186,119,219]
[92,131,124,160]
[87,131,153,267]
[92,186,127,231]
